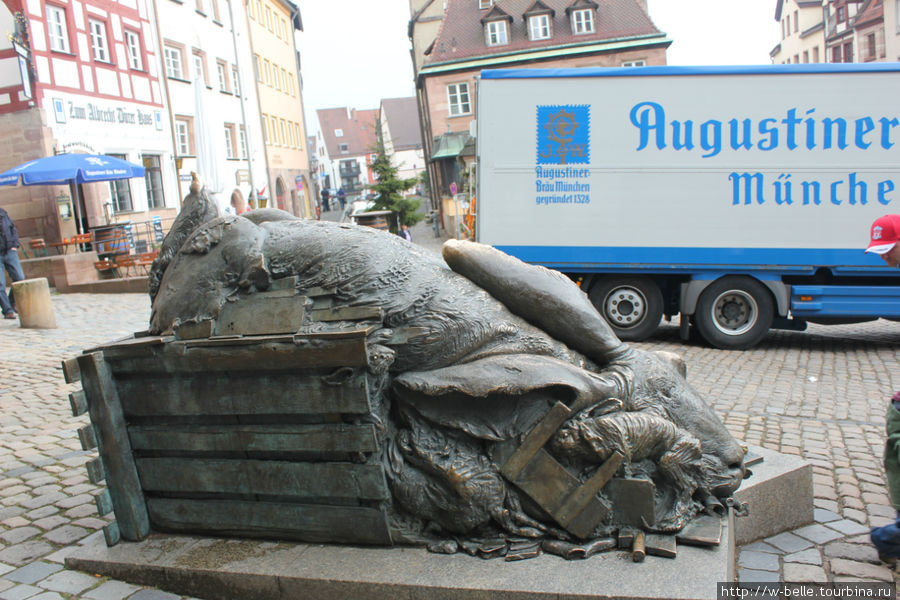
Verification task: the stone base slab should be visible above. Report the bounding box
[733,444,814,545]
[67,520,734,600]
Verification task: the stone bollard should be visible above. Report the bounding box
[11,278,57,329]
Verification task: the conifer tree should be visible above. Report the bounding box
[368,121,422,232]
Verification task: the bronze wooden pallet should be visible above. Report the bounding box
[63,326,391,547]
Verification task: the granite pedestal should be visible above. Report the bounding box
[67,520,734,600]
[66,447,810,599]
[733,445,814,545]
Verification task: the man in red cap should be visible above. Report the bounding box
[866,214,900,267]
[868,214,900,564]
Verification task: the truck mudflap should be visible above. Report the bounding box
[791,285,900,318]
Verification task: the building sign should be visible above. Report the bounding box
[60,142,97,154]
[13,41,31,100]
[62,99,159,128]
[295,175,303,190]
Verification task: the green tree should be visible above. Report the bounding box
[368,125,422,232]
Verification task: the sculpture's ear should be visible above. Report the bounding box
[392,354,622,442]
[149,184,221,300]
[652,350,687,378]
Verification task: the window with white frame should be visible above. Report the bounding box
[622,60,646,67]
[174,118,193,155]
[572,9,594,34]
[528,15,550,40]
[232,66,241,96]
[479,0,492,8]
[485,20,508,46]
[217,61,229,91]
[143,154,165,209]
[447,82,471,116]
[193,52,206,84]
[109,155,133,212]
[239,126,248,159]
[47,5,70,53]
[335,129,343,137]
[88,19,109,62]
[224,124,236,158]
[164,45,184,79]
[124,30,142,70]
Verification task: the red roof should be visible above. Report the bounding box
[316,107,379,158]
[853,0,883,28]
[425,0,662,65]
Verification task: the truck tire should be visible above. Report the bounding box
[694,276,774,350]
[589,277,663,341]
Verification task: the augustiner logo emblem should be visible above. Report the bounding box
[537,105,590,165]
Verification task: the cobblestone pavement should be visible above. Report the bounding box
[639,320,900,587]
[0,226,898,596]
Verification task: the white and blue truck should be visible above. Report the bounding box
[474,64,900,349]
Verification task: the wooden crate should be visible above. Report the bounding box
[63,328,392,546]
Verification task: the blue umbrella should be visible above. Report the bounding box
[0,153,145,186]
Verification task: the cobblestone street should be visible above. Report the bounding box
[1,251,899,596]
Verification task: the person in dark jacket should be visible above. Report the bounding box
[0,207,25,319]
[866,215,900,562]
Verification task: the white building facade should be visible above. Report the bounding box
[154,0,267,212]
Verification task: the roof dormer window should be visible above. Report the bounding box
[485,20,508,46]
[524,1,554,41]
[481,4,513,46]
[571,8,594,33]
[566,0,598,35]
[528,14,551,40]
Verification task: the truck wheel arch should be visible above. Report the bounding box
[680,277,789,318]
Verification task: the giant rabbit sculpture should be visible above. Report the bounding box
[147,184,748,554]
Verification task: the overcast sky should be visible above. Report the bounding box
[296,0,782,134]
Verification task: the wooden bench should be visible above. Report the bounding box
[62,283,391,546]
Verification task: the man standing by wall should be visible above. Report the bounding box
[0,208,25,319]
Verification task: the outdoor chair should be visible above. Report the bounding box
[135,251,158,275]
[115,256,137,277]
[29,238,49,257]
[94,259,118,278]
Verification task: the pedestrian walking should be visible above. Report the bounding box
[337,188,346,210]
[321,188,330,212]
[400,224,412,242]
[0,207,25,319]
[866,214,900,562]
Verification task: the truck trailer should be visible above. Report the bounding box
[475,64,900,349]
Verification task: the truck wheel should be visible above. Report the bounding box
[694,277,774,350]
[589,277,663,341]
